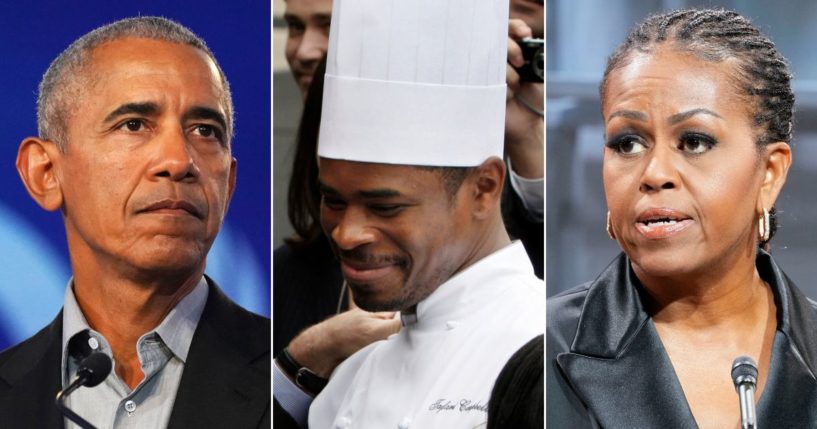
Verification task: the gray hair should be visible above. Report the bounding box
[37,16,234,149]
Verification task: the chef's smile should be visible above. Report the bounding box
[339,257,405,284]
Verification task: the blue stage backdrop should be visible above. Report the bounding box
[0,2,270,350]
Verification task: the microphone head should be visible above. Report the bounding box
[731,355,758,388]
[77,352,113,387]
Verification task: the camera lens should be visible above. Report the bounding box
[533,47,544,80]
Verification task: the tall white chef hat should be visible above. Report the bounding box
[317,0,509,167]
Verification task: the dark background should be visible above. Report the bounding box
[0,0,271,350]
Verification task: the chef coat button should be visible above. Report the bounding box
[445,321,459,330]
[335,416,351,429]
[398,416,411,428]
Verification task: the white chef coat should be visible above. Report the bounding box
[309,241,545,429]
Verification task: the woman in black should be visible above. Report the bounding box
[548,8,817,428]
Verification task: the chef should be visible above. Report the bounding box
[275,0,545,427]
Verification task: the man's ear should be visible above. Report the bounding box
[757,142,792,211]
[16,137,63,211]
[469,157,506,220]
[226,157,237,210]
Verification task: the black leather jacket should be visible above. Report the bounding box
[547,250,817,428]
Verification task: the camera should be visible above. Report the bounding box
[515,38,544,83]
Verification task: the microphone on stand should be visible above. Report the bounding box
[55,352,113,429]
[731,355,758,429]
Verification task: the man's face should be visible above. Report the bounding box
[57,38,235,277]
[284,0,332,95]
[318,158,472,312]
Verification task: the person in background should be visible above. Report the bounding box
[283,0,332,97]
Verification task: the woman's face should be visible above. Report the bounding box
[602,47,767,280]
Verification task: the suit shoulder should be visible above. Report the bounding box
[0,329,44,370]
[546,283,590,355]
[0,332,38,363]
[206,280,270,330]
[211,292,270,338]
[0,314,59,361]
[200,280,270,364]
[0,315,60,387]
[547,283,590,322]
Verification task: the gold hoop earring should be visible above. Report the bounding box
[606,211,615,240]
[758,208,770,243]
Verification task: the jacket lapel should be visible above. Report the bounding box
[0,312,65,428]
[167,279,270,428]
[555,255,697,428]
[755,252,817,425]
[755,333,817,425]
[557,251,817,428]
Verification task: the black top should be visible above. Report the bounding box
[502,177,544,278]
[488,334,544,429]
[273,234,345,357]
[273,236,343,429]
[547,250,817,428]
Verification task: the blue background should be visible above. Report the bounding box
[0,1,270,350]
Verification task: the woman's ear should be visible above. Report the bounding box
[16,137,64,211]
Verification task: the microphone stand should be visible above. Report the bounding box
[55,352,112,429]
[732,355,758,429]
[736,382,757,429]
[56,381,97,429]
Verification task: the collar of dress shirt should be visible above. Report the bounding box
[60,276,209,383]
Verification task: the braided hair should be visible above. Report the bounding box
[600,8,794,246]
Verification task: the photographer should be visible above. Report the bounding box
[505,18,544,278]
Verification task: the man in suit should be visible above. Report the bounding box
[0,16,269,428]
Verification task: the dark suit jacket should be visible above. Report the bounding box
[547,251,817,428]
[0,278,270,428]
